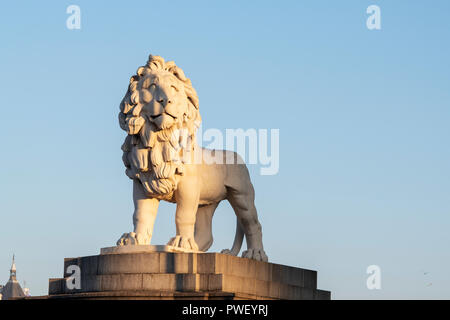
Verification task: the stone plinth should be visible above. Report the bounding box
[100,244,201,255]
[47,248,331,300]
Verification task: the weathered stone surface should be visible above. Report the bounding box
[142,274,175,291]
[98,253,160,275]
[159,252,175,273]
[48,278,64,295]
[314,289,331,300]
[101,274,143,291]
[173,253,197,273]
[196,253,317,289]
[80,275,101,293]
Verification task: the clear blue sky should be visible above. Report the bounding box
[0,0,449,299]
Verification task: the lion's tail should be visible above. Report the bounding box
[196,205,244,256]
[228,218,244,256]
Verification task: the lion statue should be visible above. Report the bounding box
[116,54,268,261]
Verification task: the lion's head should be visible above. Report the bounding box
[119,55,201,197]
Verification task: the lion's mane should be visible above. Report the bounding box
[118,55,201,197]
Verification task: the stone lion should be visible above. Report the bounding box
[116,55,267,261]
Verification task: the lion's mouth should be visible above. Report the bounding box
[148,112,178,130]
[150,112,176,120]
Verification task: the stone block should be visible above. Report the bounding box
[254,278,271,298]
[254,259,272,282]
[174,253,197,273]
[175,274,200,292]
[314,289,331,300]
[222,274,256,296]
[269,280,280,299]
[303,270,317,289]
[300,287,314,300]
[98,253,159,275]
[48,278,64,295]
[229,255,256,279]
[197,253,217,274]
[101,274,143,291]
[159,252,175,273]
[143,273,176,291]
[79,255,99,276]
[279,284,297,300]
[283,266,303,286]
[80,275,102,293]
[205,274,224,291]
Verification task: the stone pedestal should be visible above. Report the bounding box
[47,247,331,300]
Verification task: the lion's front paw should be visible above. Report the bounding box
[116,232,149,246]
[242,248,268,262]
[167,235,199,251]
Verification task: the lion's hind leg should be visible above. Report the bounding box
[225,167,268,262]
[194,202,219,251]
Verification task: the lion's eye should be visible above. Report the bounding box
[149,83,156,89]
[171,85,179,92]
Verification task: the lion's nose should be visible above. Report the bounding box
[158,98,172,105]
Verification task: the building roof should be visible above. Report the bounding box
[1,279,25,300]
[1,255,25,300]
